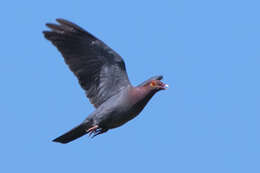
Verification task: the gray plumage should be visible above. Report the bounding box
[43,19,168,144]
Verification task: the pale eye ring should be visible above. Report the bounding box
[150,81,156,87]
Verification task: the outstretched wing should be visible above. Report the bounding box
[43,19,131,108]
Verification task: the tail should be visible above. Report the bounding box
[53,122,91,144]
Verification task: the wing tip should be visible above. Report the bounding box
[56,18,67,24]
[42,30,54,40]
[45,23,61,31]
[55,18,85,32]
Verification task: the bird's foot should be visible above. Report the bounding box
[86,125,99,136]
[91,128,108,138]
[86,125,108,138]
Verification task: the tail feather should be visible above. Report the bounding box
[53,122,90,144]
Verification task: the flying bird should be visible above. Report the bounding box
[43,19,168,144]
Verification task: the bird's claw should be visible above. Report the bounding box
[86,125,98,136]
[86,125,107,138]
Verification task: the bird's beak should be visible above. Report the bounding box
[162,83,169,90]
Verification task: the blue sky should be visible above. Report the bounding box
[0,0,259,172]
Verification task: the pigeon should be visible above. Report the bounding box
[43,19,168,144]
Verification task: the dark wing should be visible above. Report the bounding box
[43,19,131,108]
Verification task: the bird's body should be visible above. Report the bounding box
[87,84,156,129]
[43,19,168,143]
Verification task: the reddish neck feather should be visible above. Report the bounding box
[129,85,156,105]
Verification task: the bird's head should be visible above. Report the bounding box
[140,75,168,91]
[148,79,169,91]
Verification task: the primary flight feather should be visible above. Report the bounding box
[43,19,168,144]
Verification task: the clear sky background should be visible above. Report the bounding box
[0,0,259,172]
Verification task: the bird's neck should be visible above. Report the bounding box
[130,86,157,111]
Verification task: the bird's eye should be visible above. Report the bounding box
[150,81,156,87]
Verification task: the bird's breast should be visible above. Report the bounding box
[96,87,155,129]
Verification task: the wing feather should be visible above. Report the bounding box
[43,19,131,107]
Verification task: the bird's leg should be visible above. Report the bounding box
[86,125,108,138]
[86,125,99,136]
